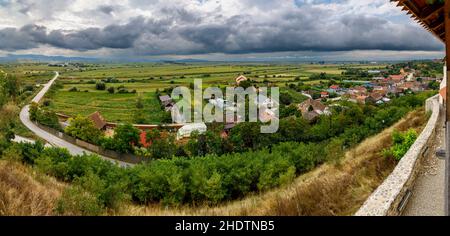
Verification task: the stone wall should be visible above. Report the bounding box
[355,95,440,216]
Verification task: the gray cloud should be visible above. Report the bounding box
[97,5,115,15]
[0,6,444,55]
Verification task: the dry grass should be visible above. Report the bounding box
[121,108,428,216]
[0,160,65,216]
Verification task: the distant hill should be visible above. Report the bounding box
[0,54,440,64]
[0,54,101,62]
[0,54,210,63]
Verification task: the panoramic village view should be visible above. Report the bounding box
[1,0,450,218]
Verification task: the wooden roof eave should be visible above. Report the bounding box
[392,0,445,43]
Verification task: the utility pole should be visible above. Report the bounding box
[445,0,450,216]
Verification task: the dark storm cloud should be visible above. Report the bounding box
[0,27,38,50]
[0,17,172,51]
[97,5,115,15]
[0,8,444,54]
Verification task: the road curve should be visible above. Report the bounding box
[19,72,132,167]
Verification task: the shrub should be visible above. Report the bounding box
[136,97,144,109]
[65,115,104,145]
[29,102,39,121]
[383,129,418,161]
[23,84,34,92]
[148,133,177,159]
[21,90,33,98]
[74,171,129,210]
[17,141,45,164]
[117,88,129,94]
[201,172,226,204]
[30,105,61,131]
[54,186,104,216]
[95,82,106,90]
[280,93,293,105]
[107,87,115,94]
[42,99,52,107]
[101,123,140,153]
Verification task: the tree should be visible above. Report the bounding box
[161,111,173,124]
[107,87,115,94]
[148,132,176,159]
[0,102,19,154]
[30,104,61,131]
[111,123,141,153]
[133,112,147,124]
[136,97,144,109]
[238,80,252,89]
[65,115,104,144]
[0,81,6,107]
[280,93,293,105]
[29,102,39,121]
[279,105,301,119]
[4,75,20,98]
[185,131,224,157]
[428,81,439,90]
[96,82,106,90]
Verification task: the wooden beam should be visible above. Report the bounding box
[430,20,445,31]
[422,5,444,21]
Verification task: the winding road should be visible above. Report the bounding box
[19,72,132,167]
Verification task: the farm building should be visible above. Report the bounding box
[88,111,107,130]
[298,98,330,122]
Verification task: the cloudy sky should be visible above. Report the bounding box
[0,0,446,61]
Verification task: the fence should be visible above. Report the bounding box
[35,122,147,164]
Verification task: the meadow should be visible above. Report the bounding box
[47,91,166,123]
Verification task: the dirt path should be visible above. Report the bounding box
[403,107,445,216]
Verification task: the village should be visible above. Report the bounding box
[297,68,442,122]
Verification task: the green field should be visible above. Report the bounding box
[15,62,388,124]
[47,90,166,123]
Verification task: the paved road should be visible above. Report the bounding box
[19,72,132,167]
[403,108,445,216]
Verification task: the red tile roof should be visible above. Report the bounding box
[389,75,404,81]
[329,85,339,90]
